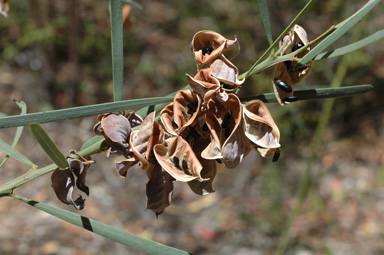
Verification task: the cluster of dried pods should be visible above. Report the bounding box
[51,26,311,215]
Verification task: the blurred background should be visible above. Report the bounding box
[0,0,383,254]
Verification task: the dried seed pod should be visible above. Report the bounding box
[202,91,246,169]
[154,136,206,182]
[146,163,175,217]
[191,30,240,65]
[187,135,217,195]
[129,112,164,171]
[93,112,142,157]
[242,100,281,158]
[51,168,85,210]
[186,69,221,99]
[51,151,95,210]
[210,55,245,88]
[161,90,202,136]
[116,112,164,177]
[273,25,312,105]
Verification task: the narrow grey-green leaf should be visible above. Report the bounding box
[11,101,27,147]
[135,94,176,119]
[0,139,34,167]
[29,123,69,169]
[257,0,273,45]
[110,0,124,102]
[0,97,173,129]
[14,195,191,255]
[294,0,381,69]
[0,100,28,168]
[122,0,143,9]
[240,84,373,103]
[314,28,384,60]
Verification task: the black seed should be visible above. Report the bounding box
[187,108,195,115]
[292,43,304,52]
[275,79,292,93]
[187,101,198,115]
[216,159,222,164]
[171,119,178,128]
[272,149,280,162]
[225,127,231,139]
[292,65,307,72]
[222,84,235,90]
[187,101,198,109]
[285,59,307,73]
[221,111,232,129]
[190,128,200,140]
[182,159,188,171]
[202,46,214,55]
[283,96,299,103]
[284,61,292,71]
[173,156,180,168]
[221,111,232,139]
[186,128,200,144]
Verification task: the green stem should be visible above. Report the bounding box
[0,189,12,197]
[242,53,293,76]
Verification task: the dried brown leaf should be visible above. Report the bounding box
[242,100,280,157]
